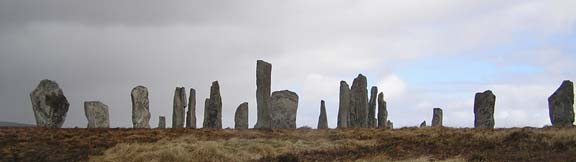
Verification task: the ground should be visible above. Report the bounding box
[0,127,575,162]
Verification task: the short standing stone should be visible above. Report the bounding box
[255,60,272,128]
[131,86,151,128]
[387,120,393,129]
[84,101,109,128]
[172,87,187,128]
[186,88,196,128]
[203,81,222,128]
[420,121,426,127]
[30,79,69,128]
[350,74,369,128]
[548,80,575,128]
[377,92,388,129]
[235,102,249,129]
[368,86,378,128]
[474,90,495,128]
[270,90,299,128]
[432,108,443,127]
[318,100,328,129]
[158,116,166,128]
[337,81,351,128]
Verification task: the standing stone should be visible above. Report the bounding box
[270,90,299,128]
[420,121,427,128]
[203,98,209,126]
[172,87,187,128]
[377,92,388,129]
[203,81,222,128]
[337,81,351,128]
[255,60,272,128]
[30,79,69,128]
[186,88,196,128]
[350,74,369,128]
[548,80,575,128]
[235,102,249,129]
[158,116,166,128]
[318,100,328,129]
[387,120,394,129]
[368,86,378,128]
[131,86,151,128]
[84,101,109,128]
[474,90,495,128]
[432,108,443,127]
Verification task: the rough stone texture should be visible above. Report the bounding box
[131,86,151,128]
[203,81,222,129]
[30,79,69,128]
[172,87,187,128]
[350,74,369,128]
[235,102,249,129]
[548,80,575,128]
[270,90,299,128]
[337,81,351,128]
[158,116,166,128]
[318,100,328,129]
[84,101,109,128]
[420,121,427,128]
[186,88,196,128]
[255,60,272,128]
[474,90,496,128]
[368,86,378,128]
[387,120,393,129]
[432,108,443,127]
[377,92,388,129]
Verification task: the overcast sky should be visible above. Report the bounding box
[0,0,575,128]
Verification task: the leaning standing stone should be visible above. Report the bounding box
[172,87,187,128]
[474,90,495,128]
[235,102,249,129]
[548,80,575,128]
[158,116,166,128]
[432,108,443,127]
[270,90,299,128]
[84,101,109,128]
[350,74,369,128]
[420,121,427,127]
[186,88,196,128]
[255,60,272,128]
[377,92,388,129]
[203,81,222,128]
[30,79,69,128]
[131,86,151,128]
[317,100,328,129]
[368,86,378,128]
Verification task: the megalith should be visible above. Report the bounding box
[203,81,222,128]
[84,101,109,128]
[172,87,187,128]
[350,74,369,128]
[235,102,249,129]
[158,116,166,128]
[377,92,388,129]
[368,86,378,128]
[186,88,196,128]
[131,86,151,128]
[255,60,272,128]
[474,90,495,128]
[318,100,328,129]
[270,90,299,128]
[420,121,427,128]
[337,81,351,128]
[548,80,574,128]
[30,79,69,128]
[432,108,443,127]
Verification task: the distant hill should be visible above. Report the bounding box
[0,121,35,127]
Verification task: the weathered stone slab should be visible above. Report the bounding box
[131,86,150,128]
[255,60,272,128]
[172,87,186,128]
[235,102,249,129]
[203,81,222,128]
[420,121,426,128]
[368,86,378,128]
[548,80,574,128]
[158,116,166,128]
[30,79,69,128]
[84,101,109,128]
[377,92,388,129]
[270,90,299,128]
[350,74,368,128]
[432,108,443,127]
[186,88,196,128]
[318,100,328,129]
[337,81,350,128]
[474,90,495,128]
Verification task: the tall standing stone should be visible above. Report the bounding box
[337,81,351,128]
[350,74,369,128]
[318,100,328,129]
[30,79,69,128]
[158,116,166,128]
[270,90,299,128]
[186,88,196,128]
[420,121,427,128]
[235,102,249,129]
[203,81,222,128]
[84,101,109,128]
[131,86,151,128]
[368,86,378,128]
[255,60,272,128]
[474,90,495,128]
[377,92,388,129]
[548,80,575,128]
[172,87,187,128]
[432,108,443,127]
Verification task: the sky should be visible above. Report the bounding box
[0,0,575,128]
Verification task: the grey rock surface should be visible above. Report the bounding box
[337,81,351,128]
[317,100,328,129]
[377,92,388,129]
[387,120,393,129]
[235,102,249,129]
[474,90,496,128]
[30,79,69,128]
[186,88,196,128]
[548,80,575,128]
[172,87,187,128]
[158,116,166,128]
[270,90,299,128]
[368,86,378,128]
[255,60,272,128]
[350,74,369,128]
[432,108,443,127]
[131,86,151,128]
[84,101,109,128]
[203,81,222,128]
[420,121,426,127]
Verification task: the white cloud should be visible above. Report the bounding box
[377,74,406,100]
